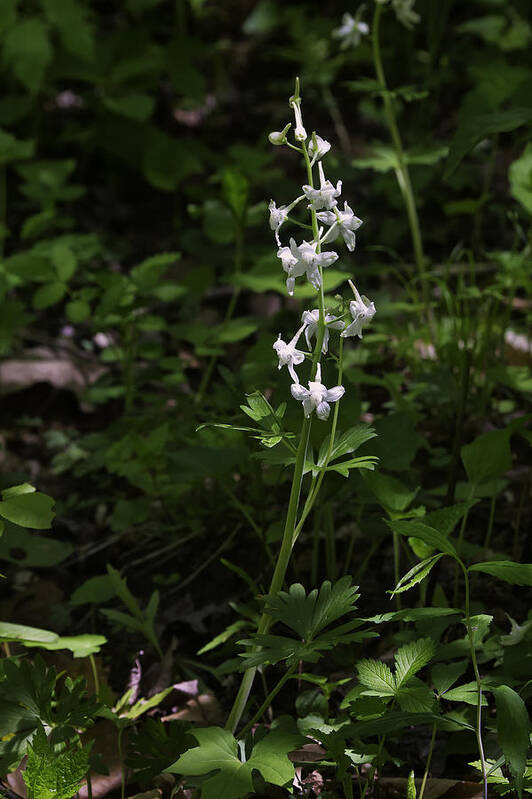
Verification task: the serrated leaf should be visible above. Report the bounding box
[23,724,91,799]
[468,561,532,586]
[494,685,529,795]
[357,659,396,696]
[317,424,377,466]
[396,684,435,713]
[390,554,444,595]
[168,727,300,799]
[395,639,435,688]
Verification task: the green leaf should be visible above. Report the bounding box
[264,578,360,641]
[70,575,116,606]
[395,639,435,688]
[509,142,532,214]
[461,428,513,487]
[443,682,487,706]
[445,107,532,177]
[388,519,458,558]
[32,281,66,310]
[390,554,444,595]
[222,169,248,220]
[396,684,435,713]
[42,0,94,60]
[0,128,35,165]
[407,770,417,799]
[24,634,107,658]
[127,686,174,719]
[356,659,396,696]
[103,94,155,121]
[66,300,90,323]
[23,724,91,799]
[1,483,35,500]
[0,492,55,529]
[327,456,378,477]
[197,620,249,655]
[168,727,300,799]
[468,561,532,586]
[3,19,52,95]
[317,424,377,466]
[142,127,202,191]
[365,472,419,513]
[494,685,529,795]
[51,245,77,282]
[432,660,468,696]
[0,622,58,644]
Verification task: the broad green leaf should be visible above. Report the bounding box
[32,281,66,310]
[0,128,34,165]
[130,251,180,289]
[51,245,77,282]
[23,724,91,799]
[365,472,419,513]
[390,554,444,595]
[494,685,529,795]
[468,561,532,586]
[222,169,248,220]
[3,19,52,95]
[24,634,107,658]
[70,575,116,606]
[443,682,487,706]
[0,492,55,529]
[0,526,71,566]
[461,428,512,487]
[103,94,155,121]
[396,684,435,713]
[388,519,458,558]
[168,727,300,799]
[424,503,473,536]
[432,660,468,696]
[1,483,35,500]
[509,142,532,214]
[445,107,532,177]
[357,659,396,696]
[42,0,94,60]
[215,318,258,343]
[66,300,90,323]
[395,639,435,688]
[0,622,58,644]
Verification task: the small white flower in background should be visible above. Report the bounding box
[273,323,307,383]
[392,0,420,29]
[318,202,363,252]
[341,279,376,339]
[308,133,331,165]
[303,162,342,211]
[291,362,345,420]
[268,122,292,146]
[333,10,369,49]
[302,309,344,353]
[287,238,339,294]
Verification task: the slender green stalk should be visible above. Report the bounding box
[418,723,437,799]
[392,529,401,611]
[483,492,496,551]
[237,664,297,739]
[89,654,100,700]
[372,4,428,314]
[460,562,488,799]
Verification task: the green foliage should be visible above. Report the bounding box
[168,726,301,799]
[493,686,529,796]
[0,485,55,529]
[23,724,91,799]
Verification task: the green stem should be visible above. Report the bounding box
[483,492,496,551]
[418,723,437,799]
[372,4,428,314]
[237,664,297,739]
[360,732,386,799]
[392,529,401,611]
[461,562,488,799]
[89,654,100,700]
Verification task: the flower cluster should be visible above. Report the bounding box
[268,81,376,420]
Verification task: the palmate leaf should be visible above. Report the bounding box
[23,724,91,799]
[168,727,301,799]
[264,578,360,641]
[357,639,435,702]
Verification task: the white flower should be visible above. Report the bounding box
[273,323,307,383]
[268,122,292,146]
[269,200,289,244]
[333,11,369,49]
[341,279,376,339]
[308,133,331,165]
[284,238,338,295]
[317,202,363,252]
[392,0,420,29]
[291,362,345,420]
[301,308,344,353]
[303,162,342,211]
[290,98,307,142]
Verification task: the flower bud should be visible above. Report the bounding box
[268,122,292,146]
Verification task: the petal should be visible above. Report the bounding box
[316,210,336,225]
[291,384,309,401]
[303,398,314,417]
[316,401,331,420]
[288,362,300,383]
[325,386,345,403]
[342,227,357,251]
